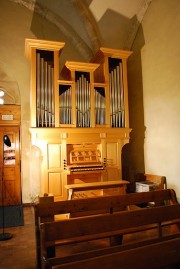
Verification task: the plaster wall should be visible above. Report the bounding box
[129,0,180,198]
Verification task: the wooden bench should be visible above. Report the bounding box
[135,173,167,190]
[34,188,178,268]
[40,201,180,269]
[65,180,129,200]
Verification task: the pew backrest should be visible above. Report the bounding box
[35,188,178,220]
[40,203,180,269]
[47,236,180,269]
[35,188,178,268]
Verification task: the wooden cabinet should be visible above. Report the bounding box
[25,39,132,200]
[0,105,21,205]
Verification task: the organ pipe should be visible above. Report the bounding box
[36,53,41,127]
[95,88,105,125]
[75,73,91,128]
[36,52,55,127]
[109,61,125,128]
[36,53,125,128]
[59,86,72,125]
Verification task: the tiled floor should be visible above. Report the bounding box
[0,206,36,269]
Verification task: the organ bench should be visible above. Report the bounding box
[65,180,129,200]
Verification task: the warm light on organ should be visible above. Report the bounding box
[25,39,132,200]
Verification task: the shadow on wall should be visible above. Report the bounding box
[0,62,20,105]
[98,8,130,49]
[122,24,146,188]
[30,0,93,63]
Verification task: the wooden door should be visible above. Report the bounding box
[0,126,21,205]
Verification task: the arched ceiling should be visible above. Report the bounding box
[10,0,152,60]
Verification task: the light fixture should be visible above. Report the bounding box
[0,90,4,97]
[0,88,4,105]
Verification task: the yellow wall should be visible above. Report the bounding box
[128,0,180,198]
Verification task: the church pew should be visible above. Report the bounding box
[40,203,180,269]
[34,188,178,268]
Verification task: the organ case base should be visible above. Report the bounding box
[30,127,131,200]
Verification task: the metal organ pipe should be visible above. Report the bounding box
[36,53,41,127]
[94,88,105,125]
[87,81,91,127]
[36,52,55,127]
[40,57,44,126]
[51,66,54,126]
[48,65,52,125]
[59,86,72,125]
[116,65,121,127]
[36,54,125,128]
[101,92,105,124]
[44,61,48,127]
[119,62,125,127]
[75,73,91,128]
[109,61,124,128]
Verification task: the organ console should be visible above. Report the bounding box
[25,39,132,200]
[64,144,106,174]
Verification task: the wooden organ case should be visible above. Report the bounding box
[25,39,132,200]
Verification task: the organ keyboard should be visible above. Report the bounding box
[66,164,105,173]
[64,144,106,174]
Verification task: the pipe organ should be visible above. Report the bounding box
[25,39,132,200]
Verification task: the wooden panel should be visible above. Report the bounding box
[0,180,17,204]
[35,189,177,217]
[47,237,180,269]
[4,181,17,204]
[106,142,118,166]
[48,144,61,169]
[43,204,180,242]
[67,173,103,198]
[48,172,63,197]
[3,167,15,180]
[68,173,102,184]
[0,126,21,205]
[106,167,120,178]
[0,105,21,125]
